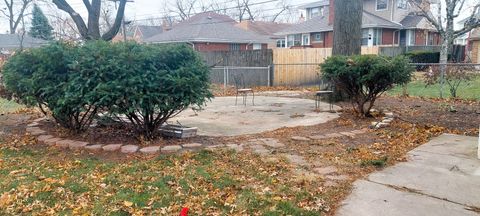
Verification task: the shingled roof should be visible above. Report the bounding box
[135,25,164,39]
[0,34,48,50]
[275,11,402,36]
[236,21,292,39]
[145,12,271,44]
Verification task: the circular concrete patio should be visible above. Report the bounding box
[171,96,341,136]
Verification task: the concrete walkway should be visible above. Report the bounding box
[337,134,480,216]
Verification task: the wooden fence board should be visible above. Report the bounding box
[272,47,379,86]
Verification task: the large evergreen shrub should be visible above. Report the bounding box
[3,41,212,139]
[321,55,414,117]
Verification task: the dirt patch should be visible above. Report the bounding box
[374,96,480,135]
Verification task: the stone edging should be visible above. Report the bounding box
[370,111,395,129]
[27,118,201,154]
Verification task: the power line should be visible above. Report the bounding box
[133,0,282,22]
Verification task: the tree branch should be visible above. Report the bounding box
[52,0,89,39]
[101,0,126,40]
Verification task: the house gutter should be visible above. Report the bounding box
[186,41,195,50]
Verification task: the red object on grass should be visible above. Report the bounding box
[180,207,189,216]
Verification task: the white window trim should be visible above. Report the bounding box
[397,0,407,10]
[376,0,388,11]
[302,34,310,46]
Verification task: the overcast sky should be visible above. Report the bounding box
[0,0,478,34]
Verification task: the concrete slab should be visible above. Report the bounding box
[171,96,340,136]
[337,134,480,216]
[337,180,478,216]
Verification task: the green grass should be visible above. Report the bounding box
[0,98,24,113]
[388,77,480,100]
[0,147,329,215]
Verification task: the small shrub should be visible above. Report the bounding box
[321,55,413,117]
[424,65,477,98]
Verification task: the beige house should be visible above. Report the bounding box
[470,29,480,63]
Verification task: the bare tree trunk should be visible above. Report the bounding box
[332,0,363,55]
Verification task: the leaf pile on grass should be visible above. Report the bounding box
[331,122,446,167]
[0,147,333,215]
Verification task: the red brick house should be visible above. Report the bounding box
[145,13,271,52]
[274,0,441,48]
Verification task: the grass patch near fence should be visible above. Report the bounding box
[0,98,24,114]
[388,76,480,100]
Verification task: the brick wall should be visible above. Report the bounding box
[471,40,480,64]
[382,29,395,45]
[415,29,427,46]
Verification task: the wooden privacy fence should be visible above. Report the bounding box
[272,47,379,86]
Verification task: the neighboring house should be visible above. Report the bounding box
[235,21,292,49]
[454,33,468,45]
[275,0,441,48]
[469,29,480,63]
[0,34,48,53]
[131,25,165,42]
[145,12,271,52]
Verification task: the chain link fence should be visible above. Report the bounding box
[209,66,271,88]
[390,63,480,100]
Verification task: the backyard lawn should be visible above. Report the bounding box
[0,92,478,215]
[0,143,330,215]
[388,76,480,100]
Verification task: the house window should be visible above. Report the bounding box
[302,34,310,46]
[428,32,434,45]
[376,0,388,10]
[287,34,302,47]
[397,0,407,9]
[407,30,416,46]
[253,43,262,50]
[361,29,369,46]
[372,29,383,45]
[309,7,321,18]
[276,39,286,48]
[230,43,241,50]
[313,33,324,42]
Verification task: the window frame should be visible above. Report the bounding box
[230,43,241,51]
[276,39,286,48]
[397,0,407,9]
[376,0,388,11]
[302,34,310,46]
[313,32,324,42]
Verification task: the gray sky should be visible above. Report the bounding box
[0,0,478,34]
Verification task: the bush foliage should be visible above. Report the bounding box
[2,41,212,139]
[321,55,414,116]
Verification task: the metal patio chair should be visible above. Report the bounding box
[315,79,334,111]
[234,74,255,106]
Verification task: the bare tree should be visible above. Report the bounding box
[170,0,198,21]
[271,0,292,22]
[411,0,480,97]
[412,0,480,60]
[0,0,33,34]
[49,14,82,41]
[51,0,127,40]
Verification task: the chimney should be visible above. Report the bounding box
[299,13,305,23]
[329,0,335,25]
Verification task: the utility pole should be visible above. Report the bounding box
[109,0,133,42]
